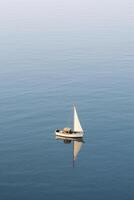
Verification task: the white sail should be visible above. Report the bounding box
[73,106,83,132]
[73,141,83,160]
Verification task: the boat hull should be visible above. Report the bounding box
[55,130,83,138]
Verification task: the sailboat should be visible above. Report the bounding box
[55,105,84,138]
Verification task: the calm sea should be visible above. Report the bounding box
[0,1,133,199]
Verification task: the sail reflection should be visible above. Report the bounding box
[73,140,83,161]
[55,136,84,167]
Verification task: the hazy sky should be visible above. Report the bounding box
[0,0,132,31]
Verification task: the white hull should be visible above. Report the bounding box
[55,130,83,138]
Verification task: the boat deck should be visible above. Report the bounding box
[55,130,83,138]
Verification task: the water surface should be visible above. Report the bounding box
[0,0,134,199]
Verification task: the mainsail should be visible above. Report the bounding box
[73,141,83,161]
[73,106,83,132]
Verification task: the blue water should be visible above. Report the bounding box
[0,1,134,199]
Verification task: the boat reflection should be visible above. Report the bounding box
[55,136,84,167]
